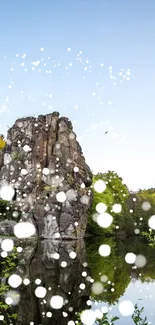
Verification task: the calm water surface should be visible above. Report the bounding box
[86,236,155,325]
[0,236,155,324]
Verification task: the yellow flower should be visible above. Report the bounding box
[0,137,6,150]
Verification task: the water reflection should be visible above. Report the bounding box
[0,239,91,325]
[86,236,155,304]
[1,236,155,324]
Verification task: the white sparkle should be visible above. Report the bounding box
[56,191,67,203]
[1,239,14,252]
[0,184,15,201]
[80,310,96,325]
[14,222,36,238]
[125,253,136,264]
[35,286,47,298]
[94,180,106,193]
[50,295,64,309]
[98,244,111,256]
[118,300,134,316]
[8,274,22,288]
[148,215,155,229]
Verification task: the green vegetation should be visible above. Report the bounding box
[87,170,155,237]
[77,305,148,325]
[0,200,14,223]
[43,185,52,191]
[86,237,131,303]
[86,236,155,304]
[76,312,119,325]
[87,171,129,235]
[132,305,148,325]
[119,190,155,235]
[0,200,10,214]
[0,248,18,324]
[0,199,21,223]
[142,229,155,247]
[1,248,18,278]
[11,151,19,160]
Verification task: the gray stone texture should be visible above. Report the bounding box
[0,112,93,238]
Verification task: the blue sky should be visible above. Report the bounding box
[0,0,155,191]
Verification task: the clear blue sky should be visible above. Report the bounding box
[0,0,155,191]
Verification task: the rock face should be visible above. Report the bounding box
[0,112,93,239]
[0,239,91,325]
[0,219,16,236]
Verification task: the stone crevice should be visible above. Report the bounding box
[0,112,93,239]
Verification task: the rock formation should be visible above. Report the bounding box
[0,238,91,325]
[0,112,93,239]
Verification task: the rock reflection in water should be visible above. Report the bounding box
[16,239,91,325]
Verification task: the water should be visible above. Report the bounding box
[86,236,155,324]
[0,236,155,324]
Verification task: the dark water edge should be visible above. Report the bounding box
[0,235,155,324]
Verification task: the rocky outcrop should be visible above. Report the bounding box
[0,151,3,170]
[0,239,91,325]
[0,219,16,236]
[0,112,93,239]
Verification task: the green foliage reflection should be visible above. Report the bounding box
[86,236,155,304]
[0,248,18,324]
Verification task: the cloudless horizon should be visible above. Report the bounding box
[0,0,155,191]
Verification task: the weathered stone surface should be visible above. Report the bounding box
[0,219,16,236]
[0,112,93,238]
[0,151,4,170]
[0,239,91,325]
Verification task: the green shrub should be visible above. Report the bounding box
[11,151,19,160]
[0,200,9,213]
[87,171,129,235]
